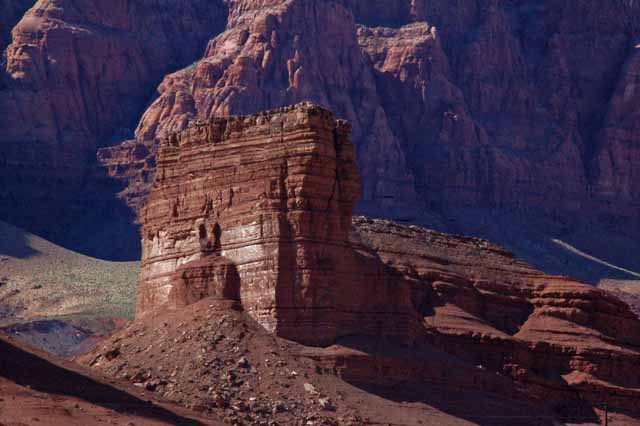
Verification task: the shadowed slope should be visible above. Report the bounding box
[0,220,138,322]
[0,332,222,425]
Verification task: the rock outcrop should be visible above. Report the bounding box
[2,0,640,240]
[0,0,34,51]
[138,102,420,346]
[83,297,561,426]
[136,101,640,420]
[347,217,640,417]
[112,0,418,221]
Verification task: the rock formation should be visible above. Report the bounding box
[0,0,34,51]
[136,101,640,420]
[0,0,228,233]
[346,217,640,416]
[100,0,640,226]
[83,297,562,426]
[2,0,640,241]
[138,102,420,346]
[110,0,418,222]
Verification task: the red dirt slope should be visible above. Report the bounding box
[0,332,222,426]
[81,298,563,426]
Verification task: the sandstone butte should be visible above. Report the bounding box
[131,102,640,422]
[138,102,417,345]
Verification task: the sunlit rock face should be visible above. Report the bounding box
[136,102,640,415]
[104,0,640,224]
[137,102,420,345]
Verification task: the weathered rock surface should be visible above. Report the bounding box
[0,0,34,51]
[1,0,640,242]
[135,101,640,421]
[83,298,561,426]
[102,0,640,224]
[138,103,419,346]
[87,213,640,424]
[116,0,417,221]
[346,217,640,417]
[0,0,228,233]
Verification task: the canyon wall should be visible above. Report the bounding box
[103,0,640,224]
[1,0,639,247]
[0,0,228,234]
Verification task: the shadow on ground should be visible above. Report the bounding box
[0,334,204,425]
[333,337,598,426]
[416,207,640,286]
[359,382,596,426]
[0,220,39,259]
[0,196,140,262]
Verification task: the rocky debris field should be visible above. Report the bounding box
[82,301,371,426]
[82,298,561,426]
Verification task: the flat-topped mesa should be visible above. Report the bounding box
[137,102,419,345]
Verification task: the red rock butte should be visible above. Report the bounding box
[117,102,640,418]
[137,102,420,346]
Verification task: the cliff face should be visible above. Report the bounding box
[101,0,640,224]
[137,102,640,418]
[2,0,640,236]
[0,0,228,233]
[348,217,640,416]
[354,0,640,215]
[117,0,418,220]
[138,103,419,345]
[0,0,34,51]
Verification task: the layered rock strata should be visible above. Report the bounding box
[0,0,228,233]
[3,0,640,238]
[101,0,640,224]
[137,102,640,417]
[138,102,420,346]
[340,217,640,416]
[102,0,419,222]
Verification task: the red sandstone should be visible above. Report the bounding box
[133,102,640,421]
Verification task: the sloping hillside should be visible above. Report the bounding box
[0,220,139,320]
[0,332,221,425]
[0,220,138,354]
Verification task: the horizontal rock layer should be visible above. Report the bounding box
[138,102,420,345]
[102,0,640,224]
[138,101,640,418]
[344,216,640,416]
